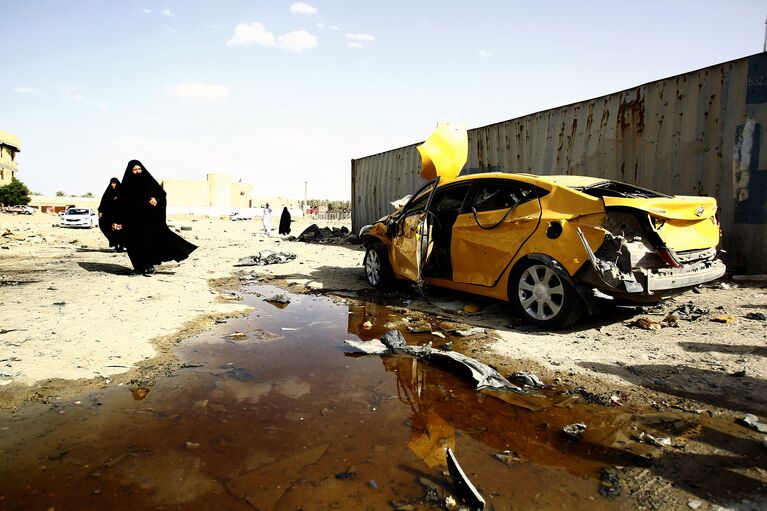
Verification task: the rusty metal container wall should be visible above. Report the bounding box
[352,53,767,273]
[352,144,422,232]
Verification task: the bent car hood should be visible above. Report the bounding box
[417,122,468,181]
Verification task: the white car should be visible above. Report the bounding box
[60,208,98,228]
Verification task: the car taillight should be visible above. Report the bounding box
[656,247,682,268]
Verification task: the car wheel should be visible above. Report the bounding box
[364,243,393,288]
[510,260,584,328]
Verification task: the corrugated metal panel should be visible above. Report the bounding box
[352,53,767,273]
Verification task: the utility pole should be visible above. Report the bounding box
[304,181,308,217]
[764,16,767,52]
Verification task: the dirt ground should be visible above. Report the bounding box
[1,211,766,509]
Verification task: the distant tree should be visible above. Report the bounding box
[55,191,65,197]
[82,192,94,198]
[0,177,32,206]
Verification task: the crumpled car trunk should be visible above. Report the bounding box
[577,194,724,299]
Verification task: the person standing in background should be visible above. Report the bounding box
[262,202,272,236]
[97,177,124,252]
[278,206,291,235]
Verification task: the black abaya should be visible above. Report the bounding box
[97,177,124,249]
[278,207,291,235]
[116,160,197,273]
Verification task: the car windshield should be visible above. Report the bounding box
[577,180,671,199]
[67,209,89,215]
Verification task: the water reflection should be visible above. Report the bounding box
[2,285,748,510]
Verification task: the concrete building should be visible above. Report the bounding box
[161,173,253,210]
[0,130,21,186]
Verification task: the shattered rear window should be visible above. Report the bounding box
[578,181,671,199]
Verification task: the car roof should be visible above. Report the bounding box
[447,172,607,188]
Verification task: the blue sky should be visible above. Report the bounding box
[3,1,765,199]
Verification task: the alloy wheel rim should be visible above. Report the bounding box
[366,250,381,285]
[518,265,565,320]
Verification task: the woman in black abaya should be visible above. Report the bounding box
[278,206,291,235]
[114,160,197,276]
[97,177,124,251]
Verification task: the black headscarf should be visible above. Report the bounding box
[98,177,120,215]
[119,160,167,222]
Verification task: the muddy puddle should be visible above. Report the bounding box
[0,285,763,510]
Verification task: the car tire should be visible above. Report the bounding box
[510,259,584,328]
[364,243,393,288]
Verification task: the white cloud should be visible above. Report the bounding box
[330,25,340,31]
[163,24,179,33]
[211,24,225,30]
[277,30,318,53]
[165,82,231,104]
[227,22,275,47]
[478,48,491,58]
[347,42,363,49]
[290,2,318,15]
[13,86,42,95]
[316,21,325,29]
[161,8,175,18]
[143,8,151,14]
[346,32,375,42]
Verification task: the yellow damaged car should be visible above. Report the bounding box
[359,123,726,328]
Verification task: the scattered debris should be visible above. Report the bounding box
[728,369,746,377]
[745,312,766,321]
[130,387,150,401]
[672,302,709,321]
[562,422,587,440]
[407,321,432,333]
[598,468,622,498]
[737,414,767,433]
[344,330,524,393]
[264,293,291,305]
[687,498,703,509]
[509,371,545,388]
[344,339,389,355]
[226,331,247,340]
[431,331,445,339]
[635,432,672,447]
[626,317,661,330]
[235,251,297,266]
[448,327,485,337]
[560,387,622,407]
[362,320,373,329]
[179,226,192,231]
[185,441,200,450]
[711,314,736,324]
[446,448,485,510]
[493,450,525,465]
[295,224,358,244]
[334,472,354,480]
[462,304,480,314]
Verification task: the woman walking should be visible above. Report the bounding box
[113,160,197,276]
[97,177,124,251]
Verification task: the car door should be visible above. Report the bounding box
[389,178,439,284]
[450,179,541,287]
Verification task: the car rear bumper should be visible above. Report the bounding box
[646,258,726,291]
